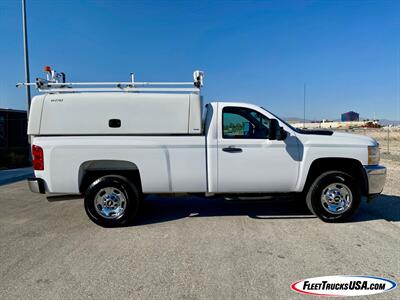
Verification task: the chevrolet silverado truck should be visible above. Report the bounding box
[21,68,386,226]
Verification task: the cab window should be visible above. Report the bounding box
[222,107,270,139]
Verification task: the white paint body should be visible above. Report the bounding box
[28,94,377,195]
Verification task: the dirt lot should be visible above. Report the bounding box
[0,157,399,300]
[337,128,400,156]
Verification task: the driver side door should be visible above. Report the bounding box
[217,105,300,193]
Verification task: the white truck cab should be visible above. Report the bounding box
[21,67,386,226]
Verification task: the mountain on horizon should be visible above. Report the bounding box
[283,117,400,126]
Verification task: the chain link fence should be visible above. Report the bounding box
[335,128,400,158]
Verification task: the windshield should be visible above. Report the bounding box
[260,107,300,133]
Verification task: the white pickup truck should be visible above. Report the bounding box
[23,68,386,226]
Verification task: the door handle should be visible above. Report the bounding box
[222,146,242,153]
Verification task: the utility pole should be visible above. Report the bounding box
[303,83,306,129]
[397,47,400,124]
[22,0,31,114]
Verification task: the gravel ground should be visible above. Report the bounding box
[0,159,399,300]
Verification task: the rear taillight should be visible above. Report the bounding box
[32,145,44,170]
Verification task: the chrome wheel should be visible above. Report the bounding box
[94,187,126,219]
[321,182,352,215]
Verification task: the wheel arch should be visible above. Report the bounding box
[78,160,142,194]
[303,157,368,197]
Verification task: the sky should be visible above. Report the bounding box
[0,0,399,121]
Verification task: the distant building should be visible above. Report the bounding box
[0,108,30,168]
[341,111,359,122]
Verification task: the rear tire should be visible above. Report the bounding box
[84,175,141,227]
[306,171,361,222]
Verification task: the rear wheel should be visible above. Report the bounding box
[306,171,361,222]
[84,175,141,227]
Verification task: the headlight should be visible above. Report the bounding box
[368,145,380,165]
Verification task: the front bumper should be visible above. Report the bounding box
[364,165,386,196]
[27,177,46,194]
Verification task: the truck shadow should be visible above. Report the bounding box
[137,196,313,226]
[352,194,400,223]
[136,194,400,226]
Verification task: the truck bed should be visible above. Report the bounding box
[33,136,207,194]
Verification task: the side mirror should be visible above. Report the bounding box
[269,119,287,141]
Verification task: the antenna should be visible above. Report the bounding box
[303,83,306,129]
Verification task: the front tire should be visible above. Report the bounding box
[306,171,361,222]
[84,175,141,227]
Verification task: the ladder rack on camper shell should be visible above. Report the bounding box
[17,66,204,93]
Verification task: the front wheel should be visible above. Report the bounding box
[84,175,141,227]
[306,171,361,222]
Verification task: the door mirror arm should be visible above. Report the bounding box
[269,119,287,141]
[277,127,288,140]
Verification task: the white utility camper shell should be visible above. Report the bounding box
[28,92,203,135]
[22,68,205,136]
